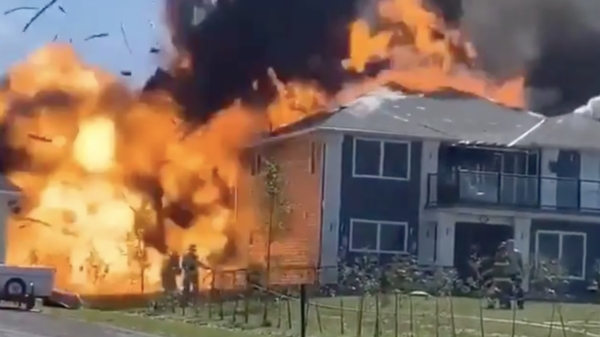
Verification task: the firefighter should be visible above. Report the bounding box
[506,239,525,309]
[161,251,181,294]
[181,244,201,300]
[467,245,481,291]
[181,244,211,302]
[484,241,512,309]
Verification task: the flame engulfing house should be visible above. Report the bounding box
[242,88,600,295]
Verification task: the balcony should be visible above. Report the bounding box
[426,170,600,213]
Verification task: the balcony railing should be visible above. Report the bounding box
[426,170,600,212]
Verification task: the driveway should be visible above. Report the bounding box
[0,308,155,337]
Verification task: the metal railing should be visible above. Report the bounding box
[426,170,600,212]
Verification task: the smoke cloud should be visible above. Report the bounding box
[435,0,600,114]
[162,0,359,122]
[161,0,600,118]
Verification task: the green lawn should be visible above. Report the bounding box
[48,295,600,337]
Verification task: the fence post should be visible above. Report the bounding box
[300,284,307,337]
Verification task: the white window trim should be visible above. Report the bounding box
[534,230,587,281]
[349,218,408,254]
[352,137,411,181]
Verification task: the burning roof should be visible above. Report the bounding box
[270,88,600,151]
[269,87,544,147]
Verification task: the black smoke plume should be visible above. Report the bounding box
[154,0,600,119]
[435,0,600,115]
[155,0,359,122]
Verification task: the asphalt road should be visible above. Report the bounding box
[0,308,156,337]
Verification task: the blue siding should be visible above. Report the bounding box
[530,219,600,295]
[338,135,422,264]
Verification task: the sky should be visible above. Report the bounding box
[0,0,171,87]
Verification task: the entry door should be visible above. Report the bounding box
[453,222,513,281]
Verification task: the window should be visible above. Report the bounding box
[535,230,586,280]
[352,138,410,180]
[349,219,408,253]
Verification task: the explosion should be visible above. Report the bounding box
[1,0,532,294]
[2,46,264,294]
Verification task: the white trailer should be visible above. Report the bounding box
[0,176,56,310]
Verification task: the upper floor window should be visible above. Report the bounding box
[352,138,411,180]
[349,219,408,254]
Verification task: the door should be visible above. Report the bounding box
[453,222,513,281]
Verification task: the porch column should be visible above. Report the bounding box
[418,221,437,265]
[436,212,455,267]
[513,217,531,291]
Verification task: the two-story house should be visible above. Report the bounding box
[239,87,600,293]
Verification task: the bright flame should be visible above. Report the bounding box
[344,0,524,107]
[73,117,116,173]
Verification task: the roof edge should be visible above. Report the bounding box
[248,126,322,148]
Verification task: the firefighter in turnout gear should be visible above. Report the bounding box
[182,244,200,300]
[161,250,181,294]
[506,239,525,309]
[484,241,525,309]
[181,244,210,302]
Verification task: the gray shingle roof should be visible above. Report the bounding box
[269,88,600,150]
[517,96,600,150]
[274,87,545,146]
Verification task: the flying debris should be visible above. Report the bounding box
[120,23,133,54]
[84,33,109,41]
[22,0,58,32]
[3,6,38,15]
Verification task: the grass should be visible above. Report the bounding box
[45,307,256,337]
[47,294,600,337]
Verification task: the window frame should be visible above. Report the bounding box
[352,137,411,181]
[534,230,587,280]
[349,218,408,254]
